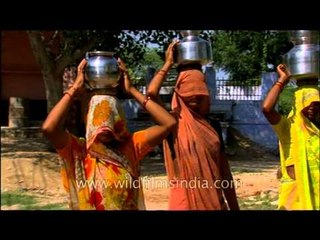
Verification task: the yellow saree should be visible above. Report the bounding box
[275,86,319,210]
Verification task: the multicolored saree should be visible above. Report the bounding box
[58,95,147,210]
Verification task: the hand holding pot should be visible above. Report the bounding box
[117,57,132,95]
[73,59,87,89]
[276,64,291,85]
[165,40,179,67]
[66,58,87,98]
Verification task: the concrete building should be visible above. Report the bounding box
[1,31,47,126]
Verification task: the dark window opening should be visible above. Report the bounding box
[1,100,9,126]
[28,100,47,121]
[0,99,47,126]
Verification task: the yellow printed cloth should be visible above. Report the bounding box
[57,95,152,210]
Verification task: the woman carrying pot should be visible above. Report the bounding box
[42,57,177,210]
[147,40,239,210]
[262,64,319,210]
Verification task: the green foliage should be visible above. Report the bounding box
[40,30,173,72]
[1,191,37,206]
[146,30,293,85]
[35,30,295,109]
[1,191,68,210]
[278,87,295,116]
[225,78,261,86]
[238,192,278,210]
[56,30,149,68]
[210,30,292,82]
[125,47,165,86]
[141,47,164,69]
[21,203,67,210]
[37,30,294,80]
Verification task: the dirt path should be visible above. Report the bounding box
[1,137,280,210]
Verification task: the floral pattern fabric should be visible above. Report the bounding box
[57,95,153,210]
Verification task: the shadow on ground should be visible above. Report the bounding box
[141,155,166,176]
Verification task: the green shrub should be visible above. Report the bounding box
[278,87,295,116]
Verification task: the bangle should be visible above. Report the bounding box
[64,91,73,99]
[63,86,77,99]
[274,81,285,91]
[142,96,151,109]
[158,69,167,76]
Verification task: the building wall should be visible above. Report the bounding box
[1,31,47,125]
[1,31,45,100]
[230,101,278,152]
[205,67,280,152]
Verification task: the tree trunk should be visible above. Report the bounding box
[27,31,62,112]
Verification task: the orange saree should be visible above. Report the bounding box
[164,69,227,210]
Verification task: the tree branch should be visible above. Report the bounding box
[27,30,61,111]
[56,38,98,75]
[27,31,51,68]
[46,30,59,47]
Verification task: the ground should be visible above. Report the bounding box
[1,130,280,210]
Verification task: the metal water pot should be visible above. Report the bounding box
[84,51,121,90]
[283,30,319,80]
[176,30,213,66]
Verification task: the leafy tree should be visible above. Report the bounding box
[130,47,165,85]
[28,30,293,112]
[134,30,293,84]
[141,47,164,69]
[27,30,164,112]
[210,30,293,82]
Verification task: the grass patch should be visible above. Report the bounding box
[21,203,68,210]
[239,192,278,210]
[1,191,37,206]
[1,191,68,210]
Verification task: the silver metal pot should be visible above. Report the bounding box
[176,30,213,66]
[84,51,121,90]
[290,30,319,45]
[283,30,319,80]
